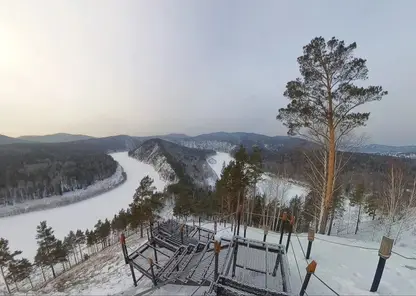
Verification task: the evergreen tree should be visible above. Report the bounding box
[364,193,379,220]
[277,36,387,234]
[53,240,68,270]
[35,221,58,278]
[64,231,78,264]
[75,229,86,260]
[132,175,156,205]
[0,238,22,293]
[7,258,33,290]
[350,183,366,234]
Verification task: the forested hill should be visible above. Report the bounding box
[0,142,118,207]
[261,147,416,190]
[129,138,217,186]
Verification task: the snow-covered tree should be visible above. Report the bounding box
[0,238,22,293]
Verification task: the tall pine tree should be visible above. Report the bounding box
[277,37,387,234]
[0,238,22,293]
[35,221,58,278]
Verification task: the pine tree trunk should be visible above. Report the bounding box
[355,205,361,235]
[0,265,11,294]
[28,276,33,289]
[319,207,329,235]
[78,244,83,261]
[321,121,336,234]
[50,265,56,278]
[41,266,47,282]
[140,223,143,238]
[73,250,78,264]
[327,205,336,236]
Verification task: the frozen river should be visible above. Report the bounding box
[0,152,166,260]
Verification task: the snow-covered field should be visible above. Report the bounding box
[199,222,416,295]
[208,152,309,202]
[24,220,416,296]
[0,152,167,261]
[0,165,126,218]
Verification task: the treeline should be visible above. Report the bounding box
[0,144,118,206]
[262,148,416,190]
[0,175,164,293]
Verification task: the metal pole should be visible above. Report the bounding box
[153,241,158,264]
[286,217,295,253]
[279,212,287,245]
[370,257,386,292]
[236,206,242,236]
[149,258,157,287]
[279,221,285,244]
[149,222,154,239]
[306,241,313,259]
[129,262,137,287]
[181,225,184,244]
[232,237,239,277]
[214,240,221,281]
[263,227,268,242]
[300,272,312,296]
[300,260,317,296]
[286,226,292,253]
[120,233,128,264]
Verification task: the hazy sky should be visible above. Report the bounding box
[0,1,415,145]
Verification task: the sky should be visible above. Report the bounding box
[0,1,415,145]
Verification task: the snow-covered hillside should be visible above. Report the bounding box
[130,138,217,187]
[21,222,416,296]
[0,152,167,261]
[130,141,179,184]
[208,152,309,202]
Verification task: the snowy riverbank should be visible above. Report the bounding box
[0,165,126,218]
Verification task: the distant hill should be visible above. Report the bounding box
[0,134,28,145]
[129,138,216,186]
[170,132,312,153]
[18,133,94,143]
[356,144,416,157]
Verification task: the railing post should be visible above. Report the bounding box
[300,260,317,296]
[149,222,154,239]
[370,236,394,292]
[263,225,268,242]
[129,262,138,287]
[231,237,239,278]
[120,233,128,264]
[180,224,184,244]
[306,227,315,259]
[279,212,287,245]
[236,205,242,236]
[148,258,157,287]
[214,240,221,281]
[286,216,295,253]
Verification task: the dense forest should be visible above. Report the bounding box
[0,143,118,206]
[261,147,416,190]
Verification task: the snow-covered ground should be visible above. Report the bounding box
[198,222,416,295]
[207,152,309,202]
[24,220,416,296]
[0,152,167,261]
[0,165,126,218]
